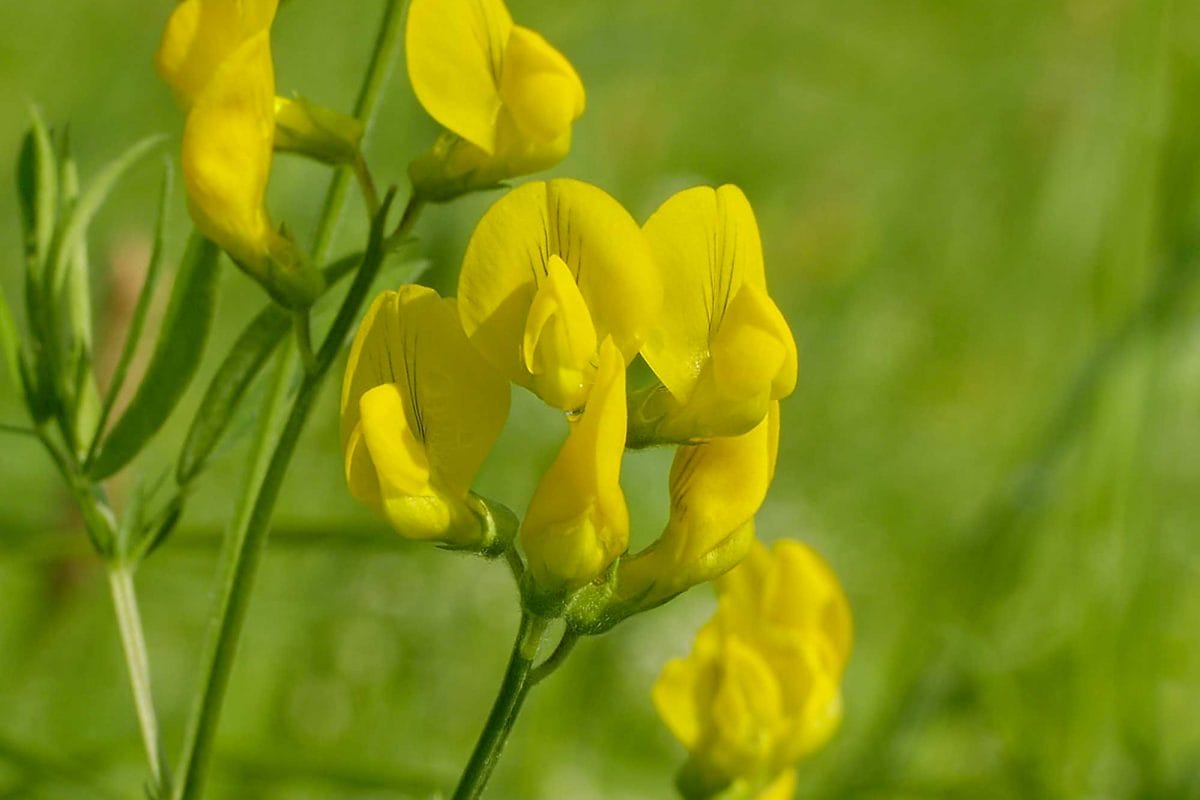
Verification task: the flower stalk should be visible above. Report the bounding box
[452,611,549,800]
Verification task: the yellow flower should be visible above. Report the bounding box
[405,0,585,200]
[156,0,338,308]
[520,338,629,596]
[457,179,660,411]
[630,185,798,446]
[341,285,512,551]
[653,539,852,798]
[614,404,780,612]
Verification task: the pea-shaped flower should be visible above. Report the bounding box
[156,0,357,308]
[458,179,661,411]
[521,338,629,598]
[613,404,779,614]
[631,185,798,446]
[341,285,512,552]
[654,539,852,798]
[405,0,585,200]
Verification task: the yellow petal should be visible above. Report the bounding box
[520,338,629,593]
[653,658,703,749]
[156,0,278,107]
[405,0,512,154]
[359,382,432,498]
[521,254,598,410]
[766,541,853,670]
[458,179,660,409]
[641,184,766,402]
[635,184,798,442]
[709,637,786,777]
[343,423,381,507]
[498,25,585,143]
[181,30,275,269]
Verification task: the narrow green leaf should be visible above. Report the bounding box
[43,134,164,310]
[88,233,221,480]
[58,129,93,355]
[16,106,58,287]
[177,303,290,486]
[0,284,22,392]
[175,250,365,485]
[89,161,174,460]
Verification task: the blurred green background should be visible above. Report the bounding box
[3,0,1200,797]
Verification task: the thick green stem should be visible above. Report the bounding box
[171,190,413,800]
[452,613,549,800]
[107,565,168,793]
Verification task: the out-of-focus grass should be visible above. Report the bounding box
[3,0,1200,798]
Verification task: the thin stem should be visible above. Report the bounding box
[452,613,549,800]
[292,310,317,376]
[354,156,381,219]
[310,0,405,265]
[107,565,168,794]
[171,191,413,800]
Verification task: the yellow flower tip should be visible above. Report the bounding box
[520,338,629,595]
[459,179,660,409]
[654,537,852,790]
[273,95,363,166]
[636,183,796,444]
[521,254,598,410]
[156,0,280,108]
[404,0,585,197]
[340,286,511,550]
[499,26,585,143]
[161,0,325,307]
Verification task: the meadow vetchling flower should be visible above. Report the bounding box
[405,0,585,200]
[341,285,512,551]
[630,185,797,446]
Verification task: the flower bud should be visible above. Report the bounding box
[273,96,363,166]
[405,0,584,201]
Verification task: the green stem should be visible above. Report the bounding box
[171,190,412,800]
[107,564,168,793]
[292,310,317,376]
[310,0,405,265]
[452,613,549,800]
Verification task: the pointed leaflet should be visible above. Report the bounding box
[88,233,221,480]
[90,161,174,459]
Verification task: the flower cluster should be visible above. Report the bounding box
[655,540,853,799]
[342,174,800,617]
